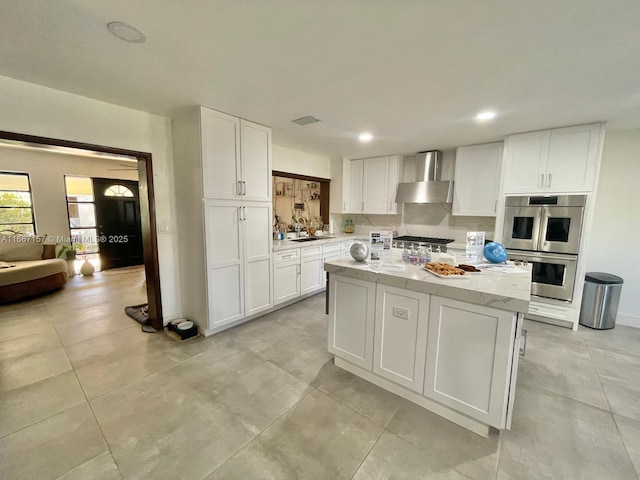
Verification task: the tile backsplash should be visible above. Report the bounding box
[330,204,496,244]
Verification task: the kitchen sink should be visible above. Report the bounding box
[290,237,321,242]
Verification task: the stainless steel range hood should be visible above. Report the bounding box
[395,150,454,204]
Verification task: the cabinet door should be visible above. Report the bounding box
[273,260,300,305]
[243,201,273,316]
[328,274,376,370]
[453,143,503,216]
[300,255,324,295]
[503,131,550,194]
[204,200,245,328]
[341,158,352,213]
[200,108,241,199]
[373,285,429,393]
[387,155,401,214]
[545,124,601,193]
[424,297,517,428]
[362,157,390,214]
[349,159,364,214]
[240,120,272,202]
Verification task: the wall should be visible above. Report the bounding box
[0,75,180,319]
[0,146,138,238]
[586,128,640,327]
[330,150,496,243]
[272,144,331,178]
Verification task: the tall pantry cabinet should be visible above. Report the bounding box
[173,106,273,335]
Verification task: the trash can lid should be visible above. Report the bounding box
[585,272,623,285]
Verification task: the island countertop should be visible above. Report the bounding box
[324,258,531,313]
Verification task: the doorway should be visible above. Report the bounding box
[92,178,144,270]
[0,131,163,330]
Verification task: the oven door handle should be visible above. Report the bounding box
[506,250,578,263]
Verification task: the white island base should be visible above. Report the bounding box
[325,260,531,437]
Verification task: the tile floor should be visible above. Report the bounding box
[0,267,639,479]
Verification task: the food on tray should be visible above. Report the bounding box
[457,264,481,272]
[424,262,465,276]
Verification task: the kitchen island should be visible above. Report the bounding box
[324,258,531,436]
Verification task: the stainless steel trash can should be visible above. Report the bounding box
[579,273,623,330]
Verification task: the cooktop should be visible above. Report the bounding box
[394,236,455,244]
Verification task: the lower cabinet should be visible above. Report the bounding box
[423,296,517,428]
[300,255,324,295]
[273,259,300,304]
[373,285,430,393]
[328,275,376,369]
[328,274,519,429]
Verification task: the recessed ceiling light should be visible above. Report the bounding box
[107,21,147,44]
[291,116,321,126]
[359,132,373,142]
[476,111,496,120]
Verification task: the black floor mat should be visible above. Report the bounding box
[125,303,150,326]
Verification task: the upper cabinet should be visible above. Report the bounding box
[200,107,272,201]
[337,155,401,214]
[502,123,603,194]
[453,142,503,217]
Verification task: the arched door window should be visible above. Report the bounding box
[104,184,134,197]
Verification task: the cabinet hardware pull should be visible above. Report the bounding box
[282,254,292,259]
[237,181,242,195]
[343,201,346,211]
[243,206,247,221]
[362,201,365,212]
[242,181,247,195]
[494,200,497,213]
[538,174,544,189]
[547,173,552,188]
[238,207,242,221]
[519,329,528,357]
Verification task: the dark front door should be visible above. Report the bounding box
[92,178,144,270]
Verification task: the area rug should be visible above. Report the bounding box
[124,303,156,332]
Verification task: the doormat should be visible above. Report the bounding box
[124,303,156,332]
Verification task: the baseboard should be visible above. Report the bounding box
[617,312,640,329]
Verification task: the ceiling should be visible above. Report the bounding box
[1,1,639,159]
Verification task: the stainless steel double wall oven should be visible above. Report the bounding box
[502,195,586,302]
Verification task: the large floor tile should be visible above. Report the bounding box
[254,390,384,479]
[353,431,469,480]
[271,302,328,337]
[523,319,584,345]
[55,451,122,480]
[387,401,500,480]
[0,371,85,438]
[212,361,312,433]
[225,317,310,360]
[579,324,640,358]
[110,400,257,480]
[0,314,56,343]
[268,335,338,386]
[54,314,136,347]
[498,384,636,480]
[517,334,609,409]
[318,368,407,426]
[589,347,640,385]
[74,342,193,399]
[0,346,71,393]
[615,415,640,477]
[0,404,108,480]
[0,328,61,363]
[601,376,640,422]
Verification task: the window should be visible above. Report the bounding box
[104,184,134,197]
[64,176,98,253]
[0,172,36,234]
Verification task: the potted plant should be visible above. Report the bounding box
[55,243,77,276]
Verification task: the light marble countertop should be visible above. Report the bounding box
[324,258,531,312]
[273,234,366,252]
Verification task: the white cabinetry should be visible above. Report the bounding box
[273,249,300,305]
[423,297,517,428]
[503,123,603,194]
[328,275,376,369]
[339,156,402,214]
[453,142,503,216]
[200,108,271,201]
[300,245,324,295]
[173,106,273,335]
[373,285,430,393]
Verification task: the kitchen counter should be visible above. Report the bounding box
[272,234,365,252]
[326,258,531,436]
[324,259,531,312]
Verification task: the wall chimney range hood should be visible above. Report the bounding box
[395,150,454,204]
